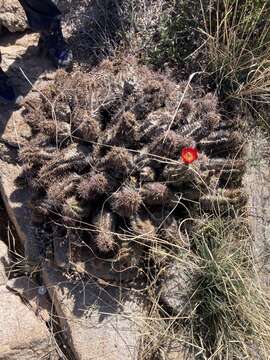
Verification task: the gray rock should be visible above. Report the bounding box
[0,0,28,33]
[0,157,42,265]
[43,264,145,360]
[0,285,55,360]
[7,276,51,322]
[244,131,270,284]
[160,261,194,315]
[0,108,32,148]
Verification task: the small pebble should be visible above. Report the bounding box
[38,286,47,296]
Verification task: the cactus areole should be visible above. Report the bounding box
[181,147,198,164]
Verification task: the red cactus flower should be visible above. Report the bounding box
[181,147,199,164]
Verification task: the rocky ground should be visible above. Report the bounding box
[0,1,269,360]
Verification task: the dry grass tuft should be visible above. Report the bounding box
[137,215,270,360]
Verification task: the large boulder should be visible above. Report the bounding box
[7,276,51,323]
[43,264,145,360]
[0,0,28,33]
[244,131,270,284]
[0,285,56,359]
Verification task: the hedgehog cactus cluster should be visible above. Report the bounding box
[19,59,247,266]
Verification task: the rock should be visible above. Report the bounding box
[0,240,9,286]
[160,261,194,315]
[0,108,32,148]
[7,276,51,322]
[0,30,57,265]
[43,263,145,360]
[0,156,42,265]
[244,131,270,283]
[0,0,28,33]
[0,285,55,359]
[0,32,54,83]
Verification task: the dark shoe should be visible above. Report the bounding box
[0,68,22,105]
[39,19,73,70]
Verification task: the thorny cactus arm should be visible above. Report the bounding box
[206,158,246,186]
[141,182,171,206]
[77,172,111,200]
[37,151,90,187]
[200,188,248,213]
[138,110,171,143]
[92,210,116,253]
[62,196,88,226]
[178,113,219,141]
[47,174,81,204]
[149,131,190,158]
[111,187,142,217]
[199,130,243,156]
[19,145,56,165]
[206,158,246,172]
[163,163,193,187]
[100,146,133,177]
[139,166,156,183]
[104,111,139,147]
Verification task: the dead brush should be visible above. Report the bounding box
[144,0,270,130]
[92,210,116,254]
